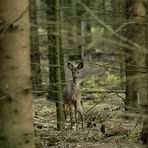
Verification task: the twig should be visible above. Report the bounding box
[87,61,148,74]
[96,81,125,101]
[33,115,47,121]
[78,1,147,54]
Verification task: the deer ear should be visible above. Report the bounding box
[67,63,73,69]
[77,62,83,70]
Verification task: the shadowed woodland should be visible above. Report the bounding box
[0,0,148,148]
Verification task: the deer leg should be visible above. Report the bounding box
[78,110,84,129]
[73,102,78,130]
[63,103,68,120]
[77,101,84,129]
[69,104,73,130]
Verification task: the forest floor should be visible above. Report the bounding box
[33,94,144,148]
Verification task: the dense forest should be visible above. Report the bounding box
[0,0,148,147]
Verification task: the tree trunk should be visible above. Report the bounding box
[80,0,91,61]
[111,0,119,29]
[140,3,148,145]
[140,108,148,146]
[125,0,147,111]
[55,0,65,130]
[71,0,82,59]
[29,0,42,95]
[0,0,35,147]
[46,0,57,99]
[112,0,126,90]
[99,0,106,22]
[46,0,65,129]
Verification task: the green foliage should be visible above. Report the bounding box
[38,28,47,35]
[91,26,105,34]
[85,75,96,85]
[105,0,112,11]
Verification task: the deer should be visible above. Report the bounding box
[63,62,84,130]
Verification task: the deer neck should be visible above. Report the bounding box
[72,80,80,93]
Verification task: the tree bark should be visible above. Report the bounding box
[46,0,65,129]
[0,0,35,147]
[125,0,147,111]
[55,0,65,129]
[140,3,148,145]
[46,0,57,99]
[111,0,125,91]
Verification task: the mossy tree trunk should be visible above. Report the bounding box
[46,0,65,130]
[29,0,42,95]
[125,0,147,111]
[0,0,35,147]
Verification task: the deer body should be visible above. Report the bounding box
[63,62,84,129]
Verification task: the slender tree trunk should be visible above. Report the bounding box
[60,0,66,89]
[80,0,91,61]
[46,0,57,99]
[111,0,119,29]
[111,0,125,90]
[99,0,106,22]
[140,108,148,146]
[46,0,65,129]
[71,0,82,59]
[0,0,35,147]
[55,0,65,129]
[125,0,146,111]
[29,0,42,95]
[140,3,148,145]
